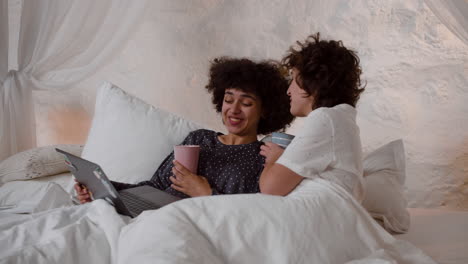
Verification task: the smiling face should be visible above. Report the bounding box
[287,68,315,117]
[221,88,262,138]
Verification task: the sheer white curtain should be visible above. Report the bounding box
[0,0,147,161]
[0,0,25,162]
[0,0,7,81]
[424,0,468,45]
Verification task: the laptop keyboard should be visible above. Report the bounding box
[119,191,160,216]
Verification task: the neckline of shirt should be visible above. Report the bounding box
[215,132,260,147]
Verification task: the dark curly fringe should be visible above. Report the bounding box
[282,32,365,109]
[205,57,295,135]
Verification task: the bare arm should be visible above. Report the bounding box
[259,142,304,196]
[259,163,303,196]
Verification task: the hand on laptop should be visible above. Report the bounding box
[74,179,92,204]
[170,160,212,197]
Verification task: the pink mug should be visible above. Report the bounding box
[173,145,200,174]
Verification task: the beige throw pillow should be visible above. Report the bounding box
[0,144,83,184]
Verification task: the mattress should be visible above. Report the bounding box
[395,208,468,264]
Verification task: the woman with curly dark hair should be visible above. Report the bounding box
[75,57,294,204]
[205,57,294,135]
[259,33,366,201]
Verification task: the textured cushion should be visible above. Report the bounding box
[78,82,203,185]
[361,139,410,233]
[0,144,83,184]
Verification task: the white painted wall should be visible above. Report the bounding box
[9,0,468,209]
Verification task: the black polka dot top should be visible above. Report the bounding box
[112,129,265,198]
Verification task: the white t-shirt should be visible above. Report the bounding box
[276,104,364,201]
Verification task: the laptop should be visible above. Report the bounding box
[56,148,181,218]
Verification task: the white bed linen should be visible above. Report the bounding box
[0,173,73,214]
[0,200,129,264]
[0,178,437,264]
[396,208,468,264]
[118,179,435,264]
[29,172,74,190]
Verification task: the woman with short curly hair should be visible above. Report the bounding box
[75,57,294,204]
[282,33,365,110]
[260,33,367,202]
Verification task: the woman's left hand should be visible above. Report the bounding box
[260,142,285,164]
[170,160,212,197]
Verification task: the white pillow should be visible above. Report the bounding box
[79,82,203,185]
[0,144,83,184]
[361,139,410,233]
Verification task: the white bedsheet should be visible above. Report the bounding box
[0,200,129,264]
[118,179,435,264]
[0,179,437,264]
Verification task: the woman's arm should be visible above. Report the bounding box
[259,142,304,196]
[259,163,303,196]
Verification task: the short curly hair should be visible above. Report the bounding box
[282,33,365,109]
[205,57,294,135]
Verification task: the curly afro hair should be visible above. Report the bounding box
[205,57,294,135]
[282,33,365,109]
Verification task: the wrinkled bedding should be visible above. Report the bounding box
[0,179,436,264]
[0,200,128,263]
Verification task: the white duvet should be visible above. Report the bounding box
[0,200,128,264]
[0,179,436,264]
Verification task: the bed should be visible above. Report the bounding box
[0,82,465,263]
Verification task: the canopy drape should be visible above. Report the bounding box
[424,0,468,45]
[0,0,147,161]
